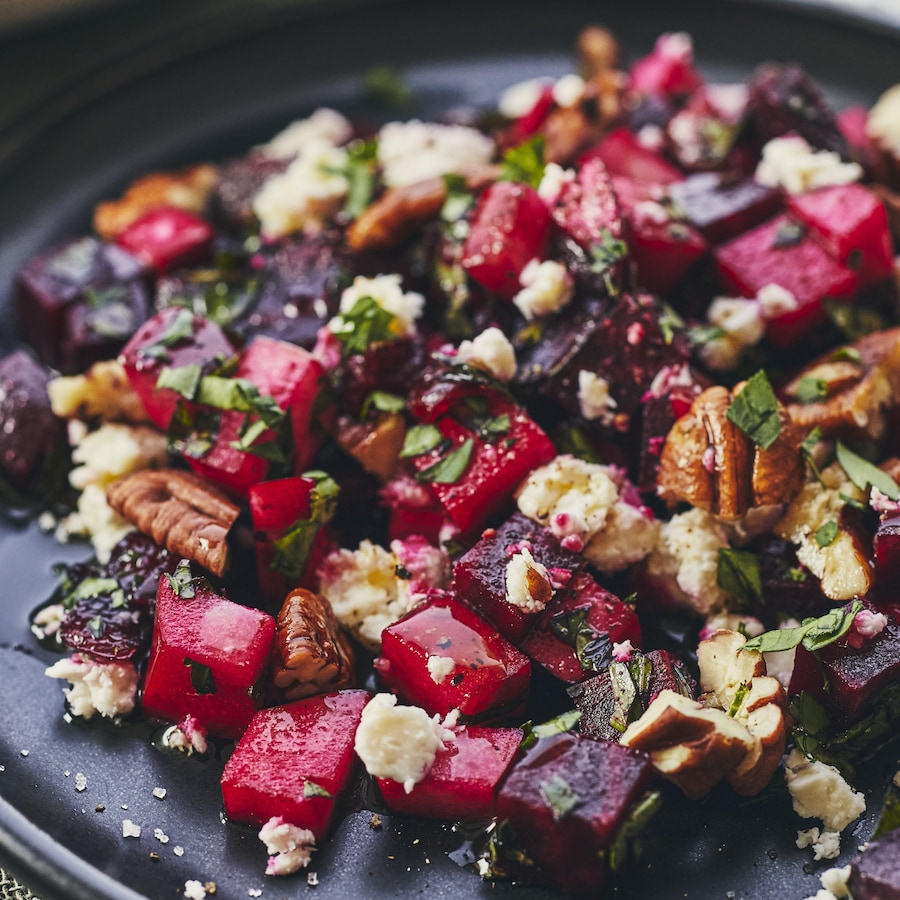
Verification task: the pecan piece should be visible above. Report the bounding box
[271,587,355,700]
[106,468,239,576]
[576,25,621,79]
[334,413,407,482]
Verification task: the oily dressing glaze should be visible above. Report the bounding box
[1,2,899,899]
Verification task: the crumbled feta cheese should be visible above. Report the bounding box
[577,371,618,424]
[253,140,349,237]
[426,655,456,684]
[820,865,852,899]
[698,297,765,372]
[354,693,454,793]
[513,259,574,320]
[755,135,862,195]
[173,846,185,857]
[757,283,799,317]
[377,120,494,188]
[505,547,554,613]
[796,826,819,848]
[612,640,634,662]
[537,162,575,205]
[259,816,316,876]
[60,483,134,564]
[122,819,141,838]
[497,77,553,119]
[657,31,694,62]
[68,422,168,490]
[784,748,867,832]
[165,716,209,755]
[552,73,586,108]
[154,828,170,844]
[633,199,670,227]
[153,787,167,800]
[31,603,65,639]
[457,327,517,382]
[260,108,352,159]
[308,872,319,886]
[636,124,666,151]
[646,507,731,615]
[866,84,900,156]
[797,827,842,861]
[336,273,424,337]
[45,655,138,719]
[853,608,888,640]
[183,880,206,900]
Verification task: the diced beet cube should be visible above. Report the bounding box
[377,725,521,821]
[715,214,858,348]
[374,596,531,722]
[787,184,894,289]
[410,395,555,536]
[627,207,708,296]
[848,827,900,900]
[837,105,878,169]
[495,732,654,897]
[583,128,684,185]
[0,350,65,491]
[220,690,368,837]
[668,172,783,245]
[550,157,623,250]
[116,206,214,274]
[16,236,150,373]
[119,306,237,430]
[340,336,427,420]
[453,512,586,644]
[789,607,900,727]
[381,475,451,546]
[522,573,641,684]
[874,512,900,586]
[461,181,551,298]
[629,33,704,98]
[141,566,276,738]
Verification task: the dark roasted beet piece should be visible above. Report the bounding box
[747,63,848,157]
[583,127,684,185]
[874,512,900,587]
[848,828,900,900]
[16,236,150,373]
[212,153,290,229]
[756,537,831,621]
[340,336,427,418]
[0,350,65,491]
[550,157,623,251]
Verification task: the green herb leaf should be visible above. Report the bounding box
[303,780,334,799]
[825,299,886,342]
[166,560,196,599]
[554,422,603,464]
[61,576,122,609]
[602,790,663,874]
[742,600,863,654]
[138,308,195,362]
[716,548,764,606]
[725,370,782,449]
[590,229,629,297]
[157,364,203,400]
[519,709,583,751]
[499,136,546,189]
[441,173,474,223]
[873,782,900,839]
[772,220,805,249]
[608,656,652,734]
[801,426,825,485]
[727,682,750,717]
[361,390,406,418]
[831,346,862,365]
[479,413,511,441]
[183,657,217,694]
[815,521,839,548]
[400,424,443,458]
[795,376,829,404]
[416,437,474,484]
[87,615,104,639]
[539,775,582,821]
[657,304,685,346]
[550,606,612,673]
[330,296,398,355]
[836,441,900,500]
[688,324,726,347]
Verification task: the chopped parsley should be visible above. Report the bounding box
[741,600,862,654]
[330,295,397,355]
[836,441,900,500]
[590,229,629,296]
[795,375,828,404]
[400,424,443,458]
[183,657,217,695]
[137,308,196,362]
[499,135,546,189]
[815,520,839,548]
[166,560,196,599]
[716,547,764,607]
[416,437,474,484]
[724,370,781,449]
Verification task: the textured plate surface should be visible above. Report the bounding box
[1,2,899,898]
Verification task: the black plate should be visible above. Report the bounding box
[2,1,900,898]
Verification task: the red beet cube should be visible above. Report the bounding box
[550,157,623,250]
[461,181,551,298]
[374,596,531,722]
[220,690,368,837]
[505,83,555,144]
[584,128,683,185]
[377,725,521,821]
[453,513,585,644]
[119,306,237,430]
[874,512,900,585]
[715,213,858,348]
[382,476,451,546]
[522,573,641,684]
[116,206,213,273]
[787,184,894,289]
[141,566,276,738]
[495,732,654,897]
[628,207,708,296]
[629,32,704,98]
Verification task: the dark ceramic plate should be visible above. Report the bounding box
[1,1,899,898]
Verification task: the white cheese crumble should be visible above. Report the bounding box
[815,865,852,900]
[755,135,862,195]
[512,258,574,320]
[183,880,205,900]
[45,655,139,719]
[797,826,842,861]
[377,120,494,188]
[164,715,209,755]
[537,162,575,206]
[31,603,65,639]
[697,297,765,372]
[784,748,867,832]
[757,283,799,317]
[505,547,554,613]
[152,787,167,800]
[426,655,456,684]
[259,108,353,159]
[354,693,454,793]
[335,273,424,338]
[853,608,888,640]
[577,371,618,424]
[497,76,553,119]
[457,327,517,382]
[154,828,170,844]
[258,816,316,876]
[552,73,586,108]
[253,139,349,238]
[866,83,900,157]
[122,819,141,839]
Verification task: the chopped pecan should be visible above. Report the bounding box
[271,587,356,700]
[783,326,900,440]
[334,413,407,482]
[576,25,621,78]
[94,164,219,239]
[48,359,150,424]
[347,163,499,252]
[106,469,239,576]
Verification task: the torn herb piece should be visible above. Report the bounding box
[602,790,663,874]
[519,709,582,751]
[836,441,900,500]
[138,308,195,361]
[400,424,443,458]
[815,520,839,548]
[801,426,825,485]
[795,375,828,404]
[727,682,750,717]
[442,173,474,223]
[717,547,764,606]
[361,390,405,418]
[499,135,546,189]
[330,295,397,355]
[725,370,781,449]
[590,228,629,297]
[184,657,217,694]
[303,780,334,800]
[417,438,474,484]
[166,560,195,599]
[549,606,612,673]
[157,363,202,400]
[741,600,862,654]
[539,774,582,821]
[831,346,862,365]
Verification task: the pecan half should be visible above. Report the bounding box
[271,587,355,700]
[106,469,239,576]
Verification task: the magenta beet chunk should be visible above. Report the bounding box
[583,127,683,185]
[495,732,654,896]
[874,513,900,585]
[668,172,783,245]
[15,236,150,373]
[522,573,642,683]
[627,208,708,296]
[787,184,894,290]
[377,725,521,821]
[715,213,858,348]
[629,33,703,98]
[220,690,368,837]
[116,206,214,274]
[453,512,585,644]
[141,566,276,738]
[340,336,426,419]
[848,828,900,900]
[375,596,531,722]
[789,608,900,727]
[0,350,65,490]
[461,181,551,298]
[119,306,237,429]
[550,157,623,250]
